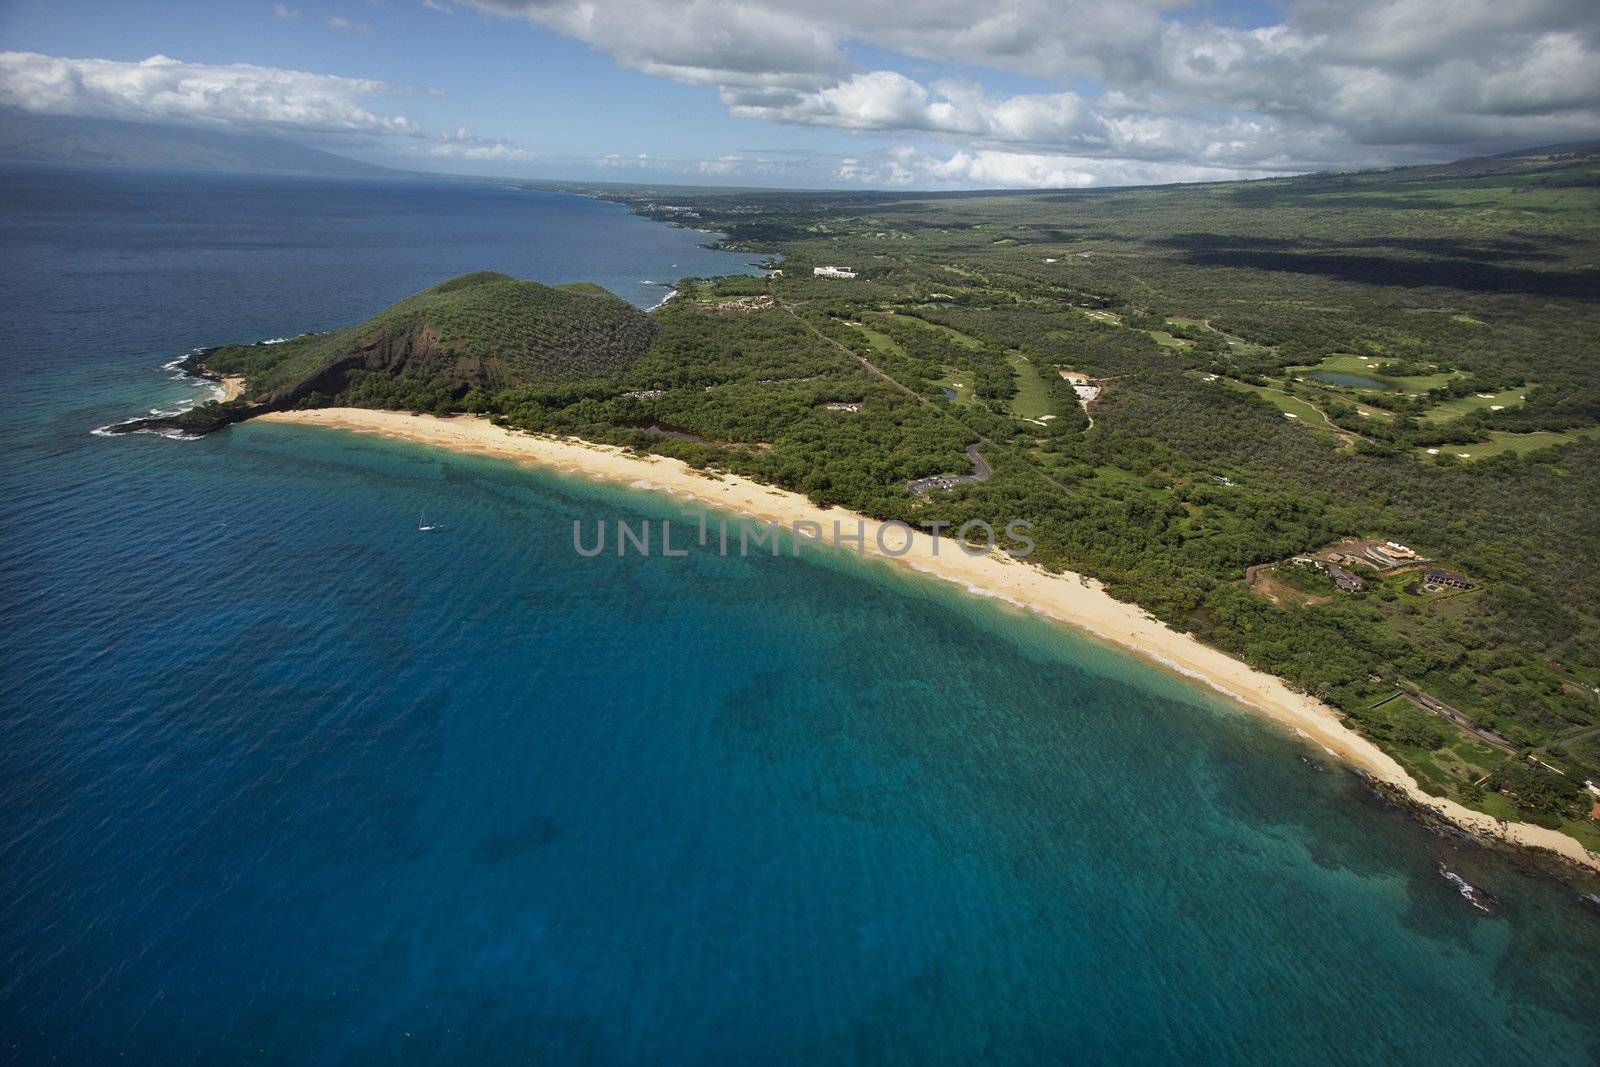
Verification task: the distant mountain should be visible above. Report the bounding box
[0,111,393,177]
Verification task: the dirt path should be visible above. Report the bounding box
[1244,562,1332,606]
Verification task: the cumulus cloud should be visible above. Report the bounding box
[429,142,533,160]
[9,1,1597,189]
[836,144,1278,190]
[0,51,426,137]
[0,50,551,171]
[424,125,535,160]
[469,0,842,92]
[466,0,1600,178]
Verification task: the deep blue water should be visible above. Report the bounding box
[3,164,1599,1065]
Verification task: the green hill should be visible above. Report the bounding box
[133,272,657,433]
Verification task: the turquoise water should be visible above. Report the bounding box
[3,164,1600,1064]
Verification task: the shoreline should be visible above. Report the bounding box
[256,408,1600,874]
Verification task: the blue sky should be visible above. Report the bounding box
[3,0,1597,189]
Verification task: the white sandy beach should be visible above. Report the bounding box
[258,408,1600,872]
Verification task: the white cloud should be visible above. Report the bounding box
[464,0,1600,176]
[553,141,1260,189]
[10,1,1599,189]
[0,50,550,173]
[0,52,426,137]
[272,4,301,19]
[422,125,534,159]
[729,73,1106,151]
[468,0,845,92]
[323,15,373,32]
[835,145,1279,190]
[429,142,533,160]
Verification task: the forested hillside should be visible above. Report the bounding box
[133,272,658,434]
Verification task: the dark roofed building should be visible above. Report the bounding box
[1327,563,1365,592]
[1424,569,1474,589]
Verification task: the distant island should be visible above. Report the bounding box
[0,110,393,177]
[116,143,1600,870]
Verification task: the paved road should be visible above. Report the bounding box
[1538,724,1600,754]
[908,445,992,494]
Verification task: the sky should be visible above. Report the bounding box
[1,0,1597,189]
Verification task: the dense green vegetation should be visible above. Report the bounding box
[207,271,657,401]
[145,272,659,435]
[203,146,1600,843]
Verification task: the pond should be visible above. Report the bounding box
[1307,370,1391,390]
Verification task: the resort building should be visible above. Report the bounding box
[1424,569,1474,589]
[1326,564,1365,592]
[1365,541,1422,568]
[813,266,858,279]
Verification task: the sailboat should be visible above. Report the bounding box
[418,510,439,532]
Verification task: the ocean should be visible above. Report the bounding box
[2,163,1598,1064]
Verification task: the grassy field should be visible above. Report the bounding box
[1350,696,1510,807]
[1292,353,1390,381]
[1224,379,1335,432]
[1389,371,1463,392]
[1421,387,1528,422]
[909,317,985,349]
[1148,330,1193,349]
[1006,350,1055,419]
[846,320,905,357]
[932,370,978,406]
[1422,428,1600,461]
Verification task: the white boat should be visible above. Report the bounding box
[418,511,439,532]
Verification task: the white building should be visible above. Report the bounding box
[813,266,858,279]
